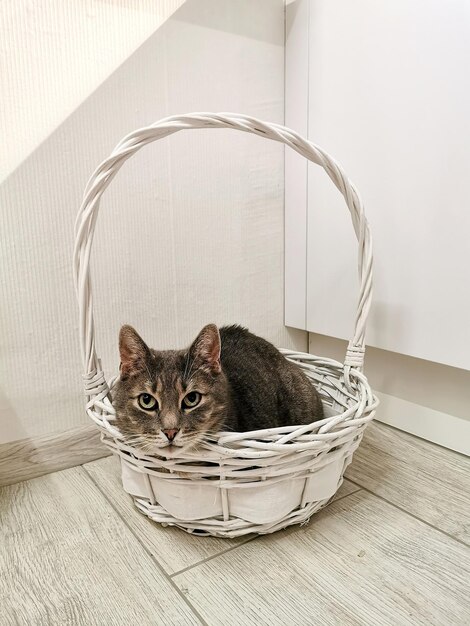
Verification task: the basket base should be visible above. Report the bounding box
[120,446,352,526]
[132,492,337,538]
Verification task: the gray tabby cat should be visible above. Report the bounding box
[113,324,324,453]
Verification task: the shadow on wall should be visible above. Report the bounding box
[0,0,299,445]
[174,0,284,45]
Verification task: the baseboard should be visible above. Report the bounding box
[375,391,470,457]
[0,424,111,488]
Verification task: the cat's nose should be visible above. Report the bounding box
[163,429,179,442]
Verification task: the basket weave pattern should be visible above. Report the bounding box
[74,113,378,537]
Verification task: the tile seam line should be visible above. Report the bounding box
[171,486,363,578]
[80,465,209,626]
[346,477,470,549]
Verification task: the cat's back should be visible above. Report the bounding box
[219,324,283,368]
[219,325,324,430]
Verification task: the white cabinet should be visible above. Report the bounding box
[285,0,470,370]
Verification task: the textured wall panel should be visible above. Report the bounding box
[0,0,305,444]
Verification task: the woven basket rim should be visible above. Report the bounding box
[82,349,378,456]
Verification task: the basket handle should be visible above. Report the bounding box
[74,113,373,388]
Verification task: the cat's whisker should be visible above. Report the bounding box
[123,435,145,442]
[184,356,196,384]
[183,351,193,382]
[142,441,161,454]
[124,433,161,454]
[181,433,207,453]
[123,438,145,448]
[126,436,149,446]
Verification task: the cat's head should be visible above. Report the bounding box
[112,324,230,454]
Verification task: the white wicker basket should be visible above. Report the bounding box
[74,113,378,537]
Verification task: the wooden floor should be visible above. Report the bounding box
[1,422,469,625]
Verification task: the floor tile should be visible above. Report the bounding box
[332,478,361,501]
[345,421,470,545]
[174,491,470,626]
[0,468,200,626]
[84,454,249,575]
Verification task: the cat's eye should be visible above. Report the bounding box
[138,393,158,411]
[182,391,201,409]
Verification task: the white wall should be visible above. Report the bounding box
[286,0,470,371]
[309,332,470,456]
[285,0,470,453]
[0,0,306,445]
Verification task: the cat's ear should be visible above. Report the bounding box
[189,324,221,375]
[119,325,151,380]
